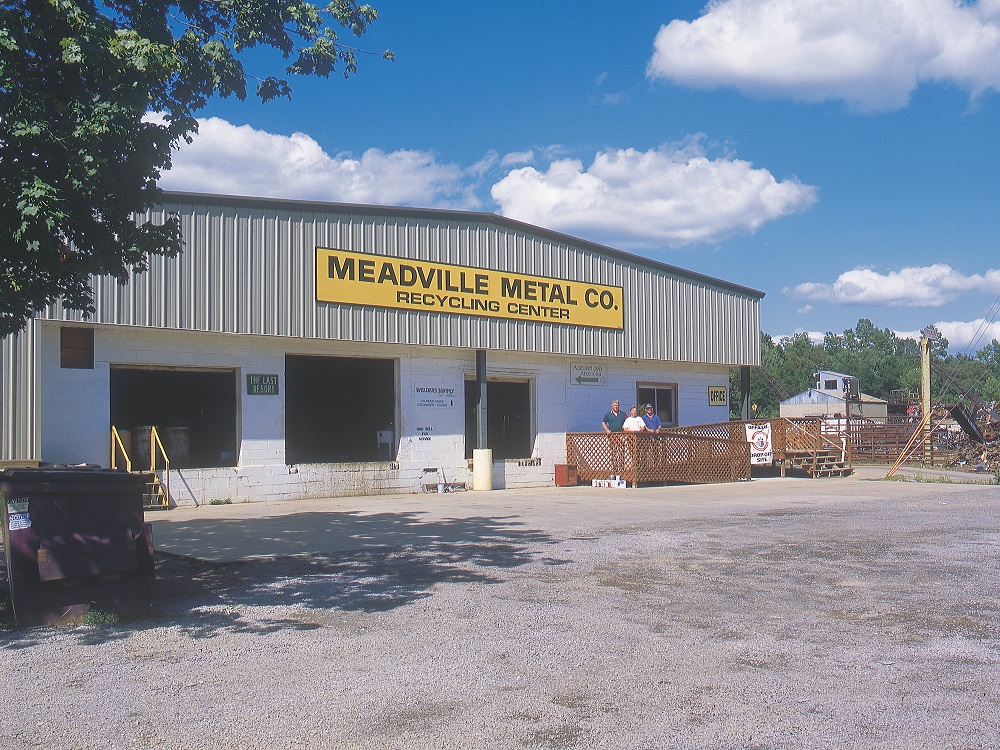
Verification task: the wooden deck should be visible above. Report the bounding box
[566,431,751,487]
[566,418,853,487]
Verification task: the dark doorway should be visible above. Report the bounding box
[464,380,532,459]
[110,368,238,468]
[285,355,396,464]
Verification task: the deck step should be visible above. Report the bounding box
[786,449,851,478]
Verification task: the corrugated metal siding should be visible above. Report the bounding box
[38,196,761,366]
[1,321,40,460]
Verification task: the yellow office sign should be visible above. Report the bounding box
[315,248,624,329]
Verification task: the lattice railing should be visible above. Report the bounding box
[566,432,751,487]
[664,418,850,471]
[665,418,832,456]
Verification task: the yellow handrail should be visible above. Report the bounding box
[150,426,171,505]
[110,426,132,472]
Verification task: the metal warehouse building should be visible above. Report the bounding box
[1,192,762,504]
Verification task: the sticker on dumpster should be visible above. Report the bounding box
[8,512,31,531]
[6,498,28,514]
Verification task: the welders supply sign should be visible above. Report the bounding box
[315,248,624,329]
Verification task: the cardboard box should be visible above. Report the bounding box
[591,478,627,488]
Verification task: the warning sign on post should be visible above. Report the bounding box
[744,423,773,465]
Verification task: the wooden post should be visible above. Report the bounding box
[740,366,752,420]
[920,336,932,466]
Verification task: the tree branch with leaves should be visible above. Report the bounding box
[0,0,392,336]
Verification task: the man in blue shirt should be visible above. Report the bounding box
[641,404,662,432]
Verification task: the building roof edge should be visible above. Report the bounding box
[158,190,767,300]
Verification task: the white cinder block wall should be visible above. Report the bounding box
[39,323,732,505]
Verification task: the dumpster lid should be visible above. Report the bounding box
[0,468,146,485]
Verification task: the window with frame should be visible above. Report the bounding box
[60,327,94,369]
[636,383,677,427]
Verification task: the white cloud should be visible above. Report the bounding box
[157,117,477,209]
[648,0,1000,111]
[155,118,815,249]
[896,319,1000,351]
[499,150,535,167]
[796,305,814,315]
[467,150,500,177]
[770,329,825,344]
[490,140,817,248]
[787,264,1000,306]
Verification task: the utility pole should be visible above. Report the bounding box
[920,330,934,465]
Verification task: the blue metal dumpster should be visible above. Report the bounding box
[0,468,154,627]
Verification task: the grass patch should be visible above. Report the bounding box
[81,608,120,625]
[882,472,991,485]
[209,498,233,505]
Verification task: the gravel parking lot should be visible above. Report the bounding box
[2,472,999,749]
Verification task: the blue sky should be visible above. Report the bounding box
[159,0,1000,354]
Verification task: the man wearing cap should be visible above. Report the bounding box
[641,404,662,432]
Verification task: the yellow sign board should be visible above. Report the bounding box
[709,386,729,406]
[315,248,624,329]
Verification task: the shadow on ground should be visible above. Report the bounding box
[1,509,562,642]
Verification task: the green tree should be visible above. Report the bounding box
[822,318,919,399]
[729,332,827,419]
[973,341,1000,402]
[976,339,1000,370]
[1,0,392,336]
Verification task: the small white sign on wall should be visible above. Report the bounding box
[415,386,457,408]
[571,363,607,386]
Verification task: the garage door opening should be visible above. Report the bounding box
[110,368,238,468]
[464,379,532,459]
[285,355,396,464]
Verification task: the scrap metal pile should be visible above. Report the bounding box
[931,402,1000,472]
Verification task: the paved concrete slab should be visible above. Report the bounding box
[149,470,973,562]
[7,465,1000,749]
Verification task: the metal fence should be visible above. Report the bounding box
[847,420,947,464]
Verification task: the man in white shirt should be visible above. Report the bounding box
[620,405,648,476]
[623,405,648,432]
